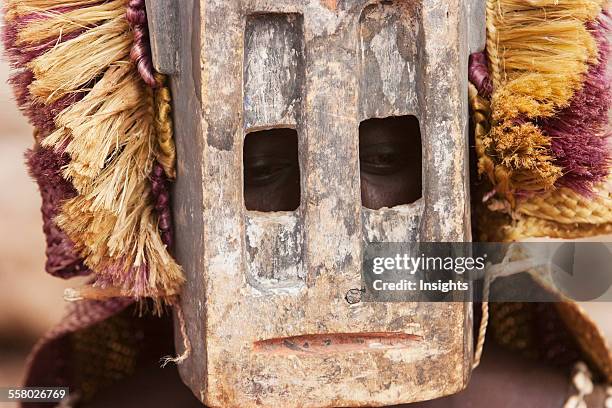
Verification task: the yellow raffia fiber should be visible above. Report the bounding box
[15,0,128,46]
[496,0,605,21]
[484,0,605,198]
[3,0,104,20]
[505,217,611,241]
[476,202,612,242]
[9,0,184,299]
[51,67,183,298]
[488,0,600,101]
[470,83,495,184]
[488,121,561,192]
[470,82,561,204]
[28,15,131,104]
[44,65,148,192]
[154,74,176,179]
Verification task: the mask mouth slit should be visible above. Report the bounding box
[253,332,422,356]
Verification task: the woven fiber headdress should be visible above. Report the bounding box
[3,0,183,305]
[469,0,612,382]
[470,0,612,240]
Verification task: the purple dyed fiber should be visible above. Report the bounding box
[7,68,84,132]
[3,9,87,132]
[90,162,174,295]
[150,161,174,248]
[90,259,152,297]
[26,146,90,279]
[14,29,86,66]
[29,92,84,132]
[468,16,611,196]
[3,5,91,66]
[7,69,33,107]
[468,52,493,98]
[540,17,611,195]
[127,0,157,87]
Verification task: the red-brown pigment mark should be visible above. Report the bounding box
[253,332,422,356]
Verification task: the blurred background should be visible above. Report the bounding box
[0,44,77,390]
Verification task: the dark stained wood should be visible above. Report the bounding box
[146,0,206,399]
[468,0,487,53]
[145,0,180,74]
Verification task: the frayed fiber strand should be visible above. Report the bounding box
[44,64,151,192]
[3,0,105,21]
[14,0,127,47]
[28,15,131,103]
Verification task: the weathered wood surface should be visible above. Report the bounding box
[243,13,304,130]
[150,0,474,406]
[359,2,419,120]
[144,0,179,74]
[468,0,487,53]
[147,0,207,397]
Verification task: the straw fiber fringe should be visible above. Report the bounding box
[29,15,131,104]
[14,0,127,47]
[487,0,602,110]
[3,0,103,21]
[484,0,607,199]
[50,72,184,298]
[3,0,183,301]
[2,4,94,131]
[44,65,151,192]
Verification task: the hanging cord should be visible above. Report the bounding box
[472,244,517,369]
[472,265,491,369]
[161,299,192,367]
[471,243,555,369]
[469,79,492,369]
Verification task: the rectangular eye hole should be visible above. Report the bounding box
[359,115,422,210]
[243,128,301,212]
